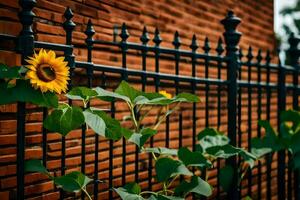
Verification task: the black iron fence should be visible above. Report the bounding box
[1,0,300,199]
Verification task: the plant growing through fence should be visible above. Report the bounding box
[0,49,258,199]
[252,110,300,169]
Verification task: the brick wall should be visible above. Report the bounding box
[0,0,278,200]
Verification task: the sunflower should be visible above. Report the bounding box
[26,49,70,94]
[159,90,172,99]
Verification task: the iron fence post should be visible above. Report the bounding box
[288,33,300,200]
[16,0,36,199]
[277,47,286,200]
[221,11,241,200]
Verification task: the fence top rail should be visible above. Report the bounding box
[92,39,228,62]
[75,61,228,85]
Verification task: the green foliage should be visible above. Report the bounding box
[174,176,212,197]
[54,171,93,193]
[125,128,157,148]
[25,160,92,198]
[25,159,50,176]
[66,87,97,102]
[114,183,144,200]
[44,104,85,136]
[219,165,234,192]
[155,157,192,182]
[252,109,300,170]
[0,70,259,200]
[84,108,124,141]
[178,147,211,168]
[0,64,22,79]
[0,79,58,107]
[143,147,178,156]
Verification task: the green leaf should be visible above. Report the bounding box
[0,64,21,79]
[24,159,49,176]
[155,157,192,182]
[135,92,199,106]
[197,128,229,151]
[54,171,92,193]
[86,108,123,141]
[280,109,300,126]
[292,152,300,169]
[66,87,97,101]
[206,145,256,168]
[290,132,300,154]
[219,165,234,192]
[148,195,184,200]
[115,81,142,103]
[83,109,106,136]
[123,182,141,195]
[126,128,157,148]
[114,183,144,200]
[174,93,200,103]
[238,148,257,168]
[0,81,16,104]
[206,144,240,159]
[0,80,58,108]
[44,105,85,136]
[251,138,273,158]
[251,120,282,158]
[94,87,131,102]
[174,176,212,197]
[178,147,211,168]
[143,147,178,156]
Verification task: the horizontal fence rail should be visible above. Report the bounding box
[0,0,300,200]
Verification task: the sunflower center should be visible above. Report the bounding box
[37,64,56,82]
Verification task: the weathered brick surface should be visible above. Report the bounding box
[0,0,287,200]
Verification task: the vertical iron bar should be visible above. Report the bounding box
[277,47,286,200]
[120,23,129,186]
[237,48,243,198]
[256,49,263,200]
[62,7,75,200]
[221,11,241,200]
[203,37,211,129]
[288,33,300,200]
[16,1,36,199]
[149,27,162,190]
[42,107,47,166]
[137,26,149,182]
[172,31,181,148]
[246,46,253,196]
[85,19,96,199]
[216,37,224,200]
[265,50,272,200]
[190,34,198,152]
[202,37,211,198]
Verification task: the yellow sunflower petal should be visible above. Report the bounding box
[25,49,70,94]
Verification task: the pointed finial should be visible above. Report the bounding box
[85,19,95,44]
[63,7,76,31]
[216,37,224,55]
[190,34,199,52]
[203,37,211,53]
[247,46,253,61]
[140,26,150,45]
[265,50,271,63]
[172,31,181,49]
[153,27,162,46]
[120,23,129,42]
[221,10,241,54]
[256,49,262,63]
